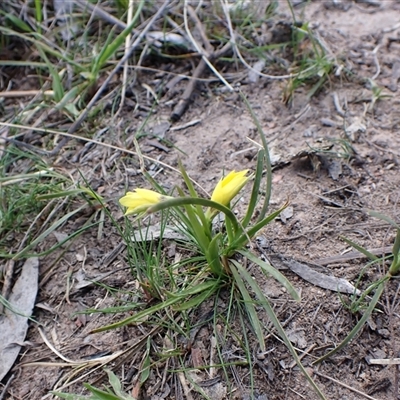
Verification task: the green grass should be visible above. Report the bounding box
[314,211,400,364]
[0,145,102,260]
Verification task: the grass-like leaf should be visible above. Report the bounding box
[314,278,387,364]
[91,280,218,333]
[230,260,266,352]
[240,250,300,301]
[239,92,272,221]
[241,149,265,228]
[340,236,379,262]
[232,260,327,400]
[368,210,400,230]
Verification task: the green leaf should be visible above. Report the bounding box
[4,13,32,32]
[231,260,327,400]
[90,297,178,332]
[148,197,240,238]
[178,159,199,198]
[55,85,82,114]
[106,370,123,397]
[230,260,266,352]
[389,230,400,275]
[240,250,300,301]
[231,203,287,251]
[368,210,400,230]
[95,0,145,71]
[51,392,87,400]
[37,189,88,200]
[178,160,209,234]
[34,0,42,25]
[83,383,121,400]
[239,92,272,221]
[224,212,235,246]
[207,233,224,276]
[314,278,387,364]
[340,236,379,262]
[182,202,210,254]
[173,282,219,311]
[242,149,264,228]
[140,337,151,385]
[37,47,64,102]
[92,281,217,332]
[246,202,288,239]
[0,27,83,70]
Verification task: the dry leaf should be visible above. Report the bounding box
[0,257,39,381]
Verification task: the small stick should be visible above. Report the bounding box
[314,370,380,400]
[368,358,400,365]
[288,343,317,369]
[171,58,207,122]
[171,40,232,121]
[317,245,393,266]
[53,1,172,154]
[332,92,345,117]
[0,260,15,315]
[115,0,135,118]
[371,45,381,81]
[178,372,194,400]
[75,0,128,31]
[0,90,54,98]
[0,374,15,400]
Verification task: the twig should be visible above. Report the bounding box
[36,326,124,365]
[0,90,54,98]
[317,245,393,266]
[288,343,317,369]
[75,0,128,31]
[54,0,171,153]
[368,358,400,365]
[178,371,194,400]
[0,124,9,161]
[114,0,135,118]
[332,92,346,117]
[388,60,400,92]
[171,42,232,121]
[171,58,207,122]
[170,119,201,131]
[371,44,381,81]
[314,370,380,400]
[183,2,233,90]
[171,4,232,121]
[0,374,14,400]
[0,260,15,315]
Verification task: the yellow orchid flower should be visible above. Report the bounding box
[206,170,250,219]
[119,188,171,215]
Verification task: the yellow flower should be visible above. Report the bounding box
[119,188,170,215]
[206,170,250,218]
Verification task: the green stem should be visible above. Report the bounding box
[148,197,240,235]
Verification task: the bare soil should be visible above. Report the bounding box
[2,1,400,399]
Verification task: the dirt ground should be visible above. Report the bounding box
[2,1,400,399]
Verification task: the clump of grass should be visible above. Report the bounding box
[315,211,400,364]
[0,145,102,260]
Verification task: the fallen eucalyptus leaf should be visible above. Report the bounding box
[277,257,361,295]
[0,257,39,381]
